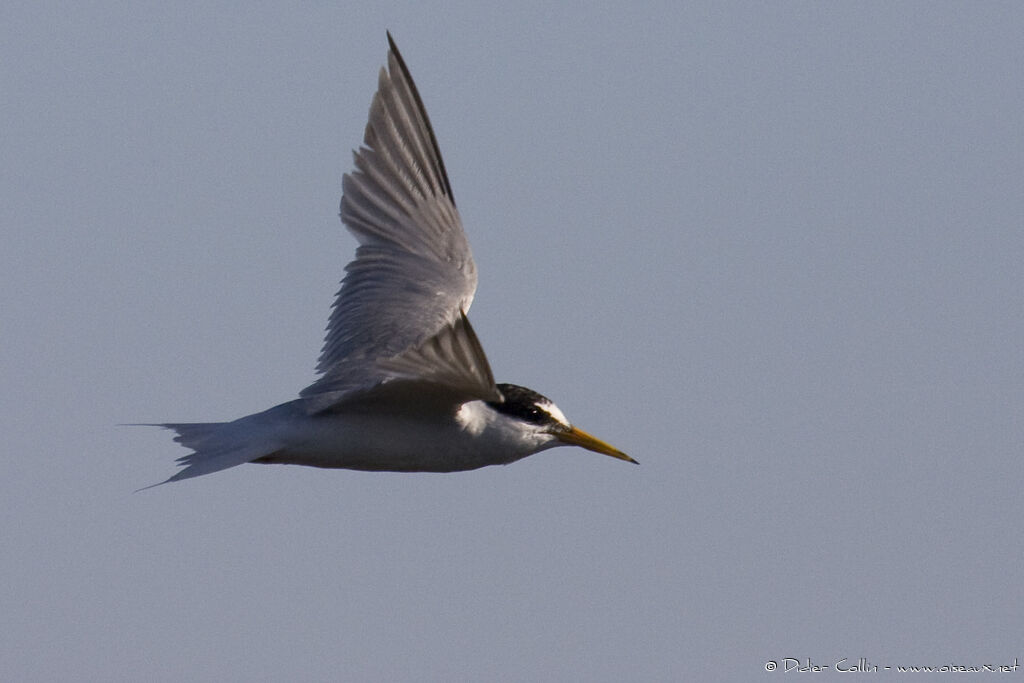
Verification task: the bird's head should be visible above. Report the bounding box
[487,383,636,464]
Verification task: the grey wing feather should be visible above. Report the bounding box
[377,311,498,399]
[301,34,487,412]
[303,311,501,413]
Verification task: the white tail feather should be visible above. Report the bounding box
[137,401,303,490]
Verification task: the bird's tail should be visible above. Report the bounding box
[136,406,294,490]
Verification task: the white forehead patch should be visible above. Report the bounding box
[537,400,570,427]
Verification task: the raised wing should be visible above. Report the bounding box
[376,310,497,400]
[301,33,491,412]
[304,310,501,413]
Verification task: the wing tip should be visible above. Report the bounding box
[377,29,455,205]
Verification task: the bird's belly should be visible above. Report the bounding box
[261,411,520,473]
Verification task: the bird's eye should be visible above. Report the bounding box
[525,404,551,424]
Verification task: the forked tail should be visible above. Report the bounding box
[136,409,289,490]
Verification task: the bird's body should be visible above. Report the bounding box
[142,34,633,488]
[254,402,512,473]
[173,390,560,475]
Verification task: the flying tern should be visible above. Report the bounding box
[143,33,635,488]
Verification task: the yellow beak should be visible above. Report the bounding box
[555,426,637,464]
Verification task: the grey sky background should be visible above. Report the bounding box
[2,2,1022,680]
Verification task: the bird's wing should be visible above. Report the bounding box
[305,310,500,413]
[301,34,496,413]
